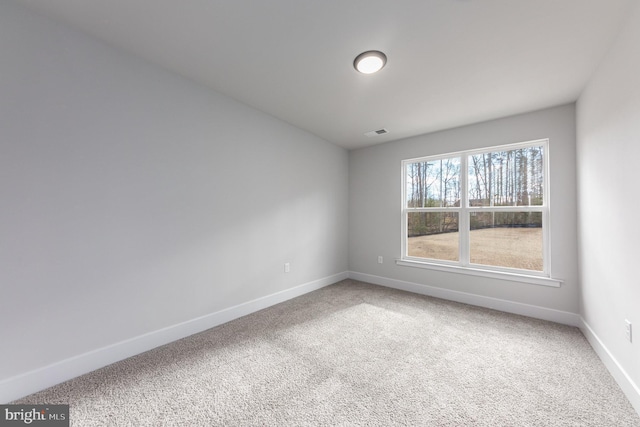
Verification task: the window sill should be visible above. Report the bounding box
[395,259,562,288]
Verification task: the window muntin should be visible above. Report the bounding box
[402,140,548,276]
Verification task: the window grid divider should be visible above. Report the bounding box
[401,138,550,278]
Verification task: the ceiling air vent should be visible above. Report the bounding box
[364,128,389,137]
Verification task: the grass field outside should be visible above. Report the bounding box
[408,227,543,271]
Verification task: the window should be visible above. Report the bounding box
[401,139,549,278]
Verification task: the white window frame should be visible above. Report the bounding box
[398,139,561,288]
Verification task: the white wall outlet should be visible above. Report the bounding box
[284,262,290,273]
[378,256,383,264]
[625,319,632,343]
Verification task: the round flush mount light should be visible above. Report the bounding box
[353,50,387,74]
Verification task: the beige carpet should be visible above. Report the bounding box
[15,280,640,426]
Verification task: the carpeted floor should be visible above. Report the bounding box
[15,280,640,426]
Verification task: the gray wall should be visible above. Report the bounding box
[0,1,348,383]
[577,0,640,401]
[349,104,579,313]
[4,0,638,410]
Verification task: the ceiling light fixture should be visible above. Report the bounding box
[353,50,387,74]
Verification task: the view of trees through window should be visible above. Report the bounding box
[404,142,547,273]
[467,146,544,208]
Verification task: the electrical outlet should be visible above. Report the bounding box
[625,320,632,343]
[284,263,290,273]
[377,256,383,264]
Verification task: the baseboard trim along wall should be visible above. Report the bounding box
[6,271,638,418]
[0,271,349,403]
[348,271,640,417]
[579,318,640,416]
[348,271,581,326]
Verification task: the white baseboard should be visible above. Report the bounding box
[347,271,581,326]
[347,271,640,418]
[579,318,640,416]
[0,271,348,403]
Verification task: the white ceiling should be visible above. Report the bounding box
[19,0,633,149]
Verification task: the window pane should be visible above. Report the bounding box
[406,157,461,207]
[469,212,543,271]
[468,146,544,207]
[407,212,459,261]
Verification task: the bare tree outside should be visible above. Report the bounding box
[467,146,544,208]
[406,145,545,271]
